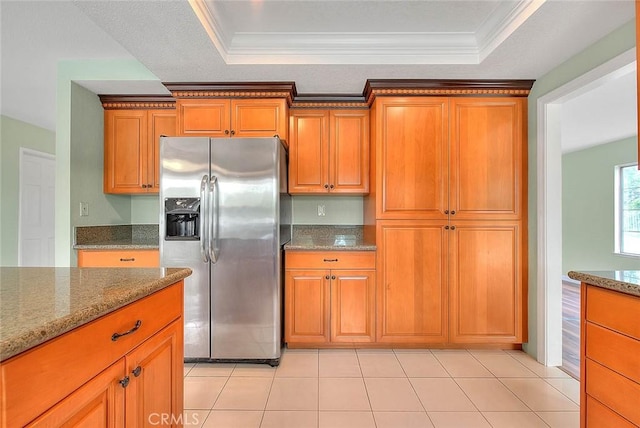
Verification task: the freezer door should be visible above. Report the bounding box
[209,137,283,360]
[160,137,211,359]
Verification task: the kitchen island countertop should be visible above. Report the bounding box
[0,267,191,361]
[567,270,640,297]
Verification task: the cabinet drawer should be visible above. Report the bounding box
[78,249,159,267]
[585,358,640,426]
[586,322,640,384]
[586,285,640,340]
[286,251,375,270]
[586,395,636,428]
[1,282,182,428]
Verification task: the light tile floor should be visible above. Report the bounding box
[183,348,579,428]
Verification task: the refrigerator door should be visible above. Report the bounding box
[160,137,211,360]
[210,137,283,360]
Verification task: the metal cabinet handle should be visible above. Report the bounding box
[324,184,329,189]
[451,225,456,230]
[325,275,330,280]
[132,366,142,377]
[329,184,334,189]
[451,210,456,215]
[230,130,236,136]
[323,258,338,262]
[119,376,130,388]
[224,130,230,135]
[119,258,135,262]
[444,210,449,214]
[331,275,336,280]
[445,226,450,230]
[111,320,142,341]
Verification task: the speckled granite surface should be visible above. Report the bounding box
[285,225,376,251]
[0,267,191,361]
[568,270,640,297]
[74,224,159,249]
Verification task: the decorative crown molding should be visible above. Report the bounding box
[163,82,297,105]
[99,95,176,110]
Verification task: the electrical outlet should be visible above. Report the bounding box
[80,202,89,217]
[317,204,326,216]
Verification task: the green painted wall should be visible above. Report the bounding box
[56,59,160,266]
[69,83,132,265]
[563,137,638,272]
[0,115,55,266]
[131,196,160,224]
[526,18,636,357]
[292,196,363,224]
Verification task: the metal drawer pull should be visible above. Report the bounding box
[119,376,130,388]
[323,258,338,262]
[120,258,135,262]
[111,320,142,341]
[132,366,142,377]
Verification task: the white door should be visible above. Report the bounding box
[19,148,55,266]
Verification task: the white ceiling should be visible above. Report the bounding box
[0,0,637,153]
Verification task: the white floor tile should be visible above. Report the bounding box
[213,377,272,410]
[536,411,580,428]
[232,363,277,377]
[433,352,493,377]
[545,377,580,404]
[319,411,376,428]
[184,377,227,409]
[261,411,318,428]
[275,351,319,377]
[364,378,424,411]
[374,411,434,428]
[500,378,580,411]
[455,378,529,411]
[358,351,405,377]
[319,377,371,411]
[410,378,476,412]
[319,349,362,377]
[473,353,538,377]
[482,411,548,427]
[189,362,236,377]
[266,377,319,410]
[395,352,450,377]
[428,412,491,428]
[201,410,263,428]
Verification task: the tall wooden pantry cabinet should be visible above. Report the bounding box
[363,80,534,346]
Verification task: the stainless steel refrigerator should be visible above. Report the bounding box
[159,136,291,365]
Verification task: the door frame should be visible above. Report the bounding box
[536,48,636,365]
[18,147,56,266]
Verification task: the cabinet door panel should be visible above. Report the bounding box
[377,221,448,343]
[177,99,230,136]
[375,98,448,219]
[126,321,183,428]
[104,110,146,194]
[148,110,176,191]
[285,270,330,343]
[331,110,369,193]
[449,222,524,343]
[289,111,330,193]
[231,99,288,139]
[331,270,375,343]
[449,98,525,219]
[26,360,125,428]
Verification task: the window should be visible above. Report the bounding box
[615,163,640,256]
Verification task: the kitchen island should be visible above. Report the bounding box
[567,270,640,428]
[0,266,191,427]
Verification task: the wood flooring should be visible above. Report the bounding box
[562,279,581,379]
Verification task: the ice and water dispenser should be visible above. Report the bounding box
[164,198,200,240]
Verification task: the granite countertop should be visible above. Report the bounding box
[73,224,159,250]
[0,267,191,361]
[567,270,640,298]
[285,225,376,251]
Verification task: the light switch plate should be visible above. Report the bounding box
[80,202,89,217]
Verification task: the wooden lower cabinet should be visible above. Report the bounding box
[376,221,448,343]
[1,282,184,427]
[77,249,160,268]
[285,251,375,346]
[581,283,640,427]
[449,221,525,343]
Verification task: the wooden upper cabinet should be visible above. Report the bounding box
[148,110,177,191]
[104,110,147,194]
[289,109,369,194]
[176,98,288,141]
[449,98,525,220]
[104,108,175,194]
[374,98,448,219]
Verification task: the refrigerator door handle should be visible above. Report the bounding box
[209,175,219,264]
[200,174,210,263]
